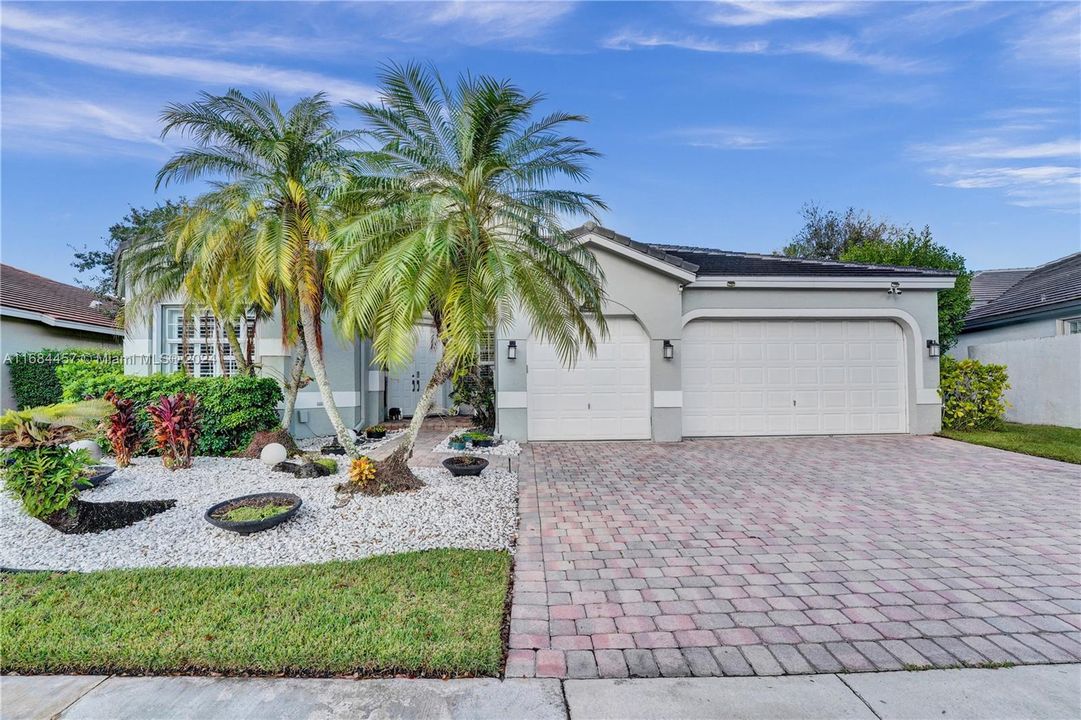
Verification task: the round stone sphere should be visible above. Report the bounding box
[260,443,288,466]
[69,439,103,462]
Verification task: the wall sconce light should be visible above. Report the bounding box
[507,340,518,360]
[887,281,903,296]
[926,339,940,358]
[663,340,674,360]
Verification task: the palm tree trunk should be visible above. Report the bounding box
[379,357,452,491]
[298,299,357,455]
[223,321,249,375]
[213,320,229,378]
[280,333,307,430]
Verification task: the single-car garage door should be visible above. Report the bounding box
[682,319,907,436]
[528,318,651,441]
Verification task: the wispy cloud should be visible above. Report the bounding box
[603,29,930,73]
[602,30,767,54]
[423,1,575,39]
[705,1,859,27]
[673,126,777,150]
[1,6,377,101]
[912,113,1081,212]
[1008,3,1081,68]
[2,95,167,158]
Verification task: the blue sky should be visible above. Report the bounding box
[2,1,1079,285]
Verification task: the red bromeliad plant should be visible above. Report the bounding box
[146,393,200,470]
[104,390,141,468]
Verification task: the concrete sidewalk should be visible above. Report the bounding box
[3,664,1078,720]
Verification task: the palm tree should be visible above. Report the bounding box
[157,90,361,453]
[332,63,609,488]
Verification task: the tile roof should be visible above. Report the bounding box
[0,264,120,332]
[964,252,1081,327]
[570,223,955,279]
[969,268,1034,307]
[568,223,699,272]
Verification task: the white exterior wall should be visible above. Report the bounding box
[969,335,1081,428]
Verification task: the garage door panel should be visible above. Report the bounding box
[683,319,907,437]
[528,318,651,441]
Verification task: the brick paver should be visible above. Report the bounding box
[506,435,1080,678]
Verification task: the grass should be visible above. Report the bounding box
[1,549,510,677]
[220,503,292,522]
[939,422,1081,464]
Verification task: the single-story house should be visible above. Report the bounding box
[951,252,1080,428]
[123,223,956,440]
[1,264,124,410]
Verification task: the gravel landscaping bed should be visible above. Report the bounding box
[433,432,521,457]
[296,428,406,453]
[0,456,517,572]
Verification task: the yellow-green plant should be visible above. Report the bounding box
[0,400,113,449]
[940,356,1010,430]
[0,400,111,521]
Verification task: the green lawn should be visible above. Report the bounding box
[1,549,510,677]
[940,422,1081,464]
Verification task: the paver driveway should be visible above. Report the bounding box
[506,435,1081,679]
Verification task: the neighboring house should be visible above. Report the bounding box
[0,264,123,410]
[951,253,1081,428]
[122,222,955,440]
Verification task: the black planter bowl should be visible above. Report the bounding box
[366,430,387,440]
[442,455,489,477]
[205,492,302,536]
[76,465,116,489]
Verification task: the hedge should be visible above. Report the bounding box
[60,372,283,456]
[4,348,123,409]
[940,355,1010,431]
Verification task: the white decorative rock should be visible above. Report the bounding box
[69,439,103,462]
[260,443,288,466]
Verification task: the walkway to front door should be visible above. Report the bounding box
[507,436,1081,678]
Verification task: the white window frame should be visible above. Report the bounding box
[478,329,496,366]
[160,305,253,377]
[1057,317,1081,336]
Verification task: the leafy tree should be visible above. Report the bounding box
[782,203,903,260]
[840,227,973,350]
[71,201,186,313]
[156,90,360,453]
[332,63,608,488]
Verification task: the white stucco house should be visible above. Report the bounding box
[123,223,956,440]
[0,264,124,410]
[951,252,1081,428]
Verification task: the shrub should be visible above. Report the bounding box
[103,390,141,468]
[147,393,200,470]
[940,356,1010,430]
[6,349,122,409]
[4,447,90,520]
[313,457,339,474]
[60,373,282,456]
[451,365,495,430]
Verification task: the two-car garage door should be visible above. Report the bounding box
[682,319,907,436]
[526,317,908,440]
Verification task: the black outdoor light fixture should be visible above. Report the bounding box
[663,340,674,360]
[507,340,518,360]
[926,339,940,358]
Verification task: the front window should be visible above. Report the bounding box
[1061,317,1081,335]
[161,306,251,377]
[478,330,496,365]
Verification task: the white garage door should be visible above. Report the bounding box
[528,318,651,441]
[683,319,907,436]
